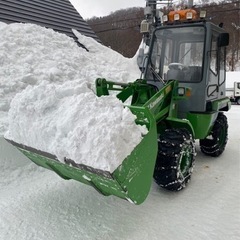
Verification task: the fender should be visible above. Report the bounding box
[165,117,195,138]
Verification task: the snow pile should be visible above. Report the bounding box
[0,22,140,135]
[1,22,146,172]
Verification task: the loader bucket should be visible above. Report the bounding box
[5,106,158,205]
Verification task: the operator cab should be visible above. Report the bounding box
[147,25,205,84]
[143,12,229,113]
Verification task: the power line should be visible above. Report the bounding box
[95,25,139,34]
[88,16,143,27]
[211,8,240,13]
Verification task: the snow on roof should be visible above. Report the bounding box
[0,0,100,42]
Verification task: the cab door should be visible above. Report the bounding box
[207,31,228,101]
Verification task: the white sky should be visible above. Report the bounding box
[69,0,146,19]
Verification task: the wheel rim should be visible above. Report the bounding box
[217,125,227,147]
[179,143,193,177]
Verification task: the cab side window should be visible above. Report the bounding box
[219,46,226,86]
[210,35,218,75]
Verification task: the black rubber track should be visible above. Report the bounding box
[154,128,196,191]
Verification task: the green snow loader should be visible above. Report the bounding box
[6,4,231,204]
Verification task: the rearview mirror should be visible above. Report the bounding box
[218,33,229,47]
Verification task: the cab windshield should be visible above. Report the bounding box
[147,25,205,83]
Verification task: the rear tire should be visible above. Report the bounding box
[154,128,196,191]
[200,112,228,157]
[237,98,240,105]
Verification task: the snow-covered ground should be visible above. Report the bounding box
[0,22,240,240]
[0,105,239,240]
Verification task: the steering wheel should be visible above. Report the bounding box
[168,63,188,70]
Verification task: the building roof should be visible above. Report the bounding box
[0,0,100,42]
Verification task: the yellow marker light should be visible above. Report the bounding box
[163,15,168,22]
[200,10,207,19]
[186,12,193,20]
[174,13,180,21]
[168,9,198,22]
[140,20,150,33]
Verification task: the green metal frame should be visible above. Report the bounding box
[6,78,231,204]
[96,78,194,135]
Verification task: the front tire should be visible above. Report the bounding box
[200,112,228,157]
[154,128,196,191]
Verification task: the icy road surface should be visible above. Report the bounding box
[0,105,239,240]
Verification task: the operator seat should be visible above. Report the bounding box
[166,68,185,81]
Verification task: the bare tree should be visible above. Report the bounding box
[88,1,240,69]
[88,8,144,57]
